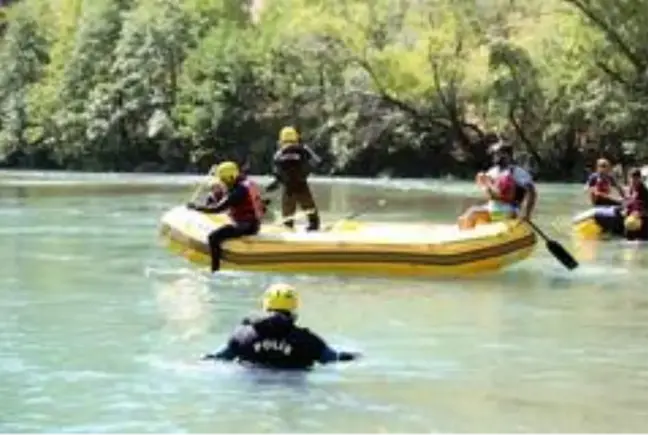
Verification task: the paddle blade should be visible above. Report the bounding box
[546,240,579,270]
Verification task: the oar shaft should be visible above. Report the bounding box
[524,218,550,241]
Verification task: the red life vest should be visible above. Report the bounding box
[626,183,647,214]
[494,171,517,205]
[593,174,612,194]
[229,177,264,223]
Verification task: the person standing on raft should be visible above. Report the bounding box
[265,126,322,231]
[187,161,263,272]
[202,283,361,370]
[585,158,626,207]
[458,141,537,229]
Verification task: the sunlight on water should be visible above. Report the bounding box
[154,276,214,341]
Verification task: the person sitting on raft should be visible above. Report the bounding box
[202,283,361,370]
[458,141,537,229]
[187,161,264,273]
[202,169,271,216]
[621,168,648,240]
[585,158,625,207]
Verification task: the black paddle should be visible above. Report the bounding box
[525,219,579,270]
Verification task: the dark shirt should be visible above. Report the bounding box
[267,144,321,191]
[204,311,357,370]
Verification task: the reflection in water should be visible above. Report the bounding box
[154,275,214,341]
[619,241,648,267]
[574,239,600,262]
[574,237,648,271]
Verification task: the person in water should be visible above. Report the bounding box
[202,283,361,370]
[187,161,263,272]
[585,158,625,207]
[458,140,537,229]
[621,168,648,240]
[266,126,322,231]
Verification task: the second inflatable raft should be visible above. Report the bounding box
[572,206,648,241]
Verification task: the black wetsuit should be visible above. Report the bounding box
[203,311,358,370]
[266,143,321,231]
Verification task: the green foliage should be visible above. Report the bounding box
[0,3,49,162]
[0,0,647,179]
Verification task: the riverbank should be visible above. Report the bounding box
[1,0,646,183]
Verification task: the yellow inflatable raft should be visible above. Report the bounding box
[572,207,625,240]
[158,205,537,278]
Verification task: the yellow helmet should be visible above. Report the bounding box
[278,126,299,146]
[624,213,642,232]
[215,161,240,186]
[262,283,299,313]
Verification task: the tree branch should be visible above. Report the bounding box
[508,103,544,166]
[595,60,633,88]
[563,0,646,72]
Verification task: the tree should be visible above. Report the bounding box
[1,0,647,179]
[0,4,49,165]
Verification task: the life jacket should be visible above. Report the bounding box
[493,167,526,206]
[228,176,264,223]
[626,183,648,214]
[493,171,516,205]
[591,173,612,195]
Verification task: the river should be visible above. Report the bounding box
[1,170,648,432]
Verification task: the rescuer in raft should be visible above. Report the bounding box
[621,168,648,240]
[202,283,361,370]
[187,161,264,272]
[584,158,626,207]
[205,176,272,218]
[265,126,322,231]
[458,140,537,229]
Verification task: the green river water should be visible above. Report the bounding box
[1,170,648,433]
